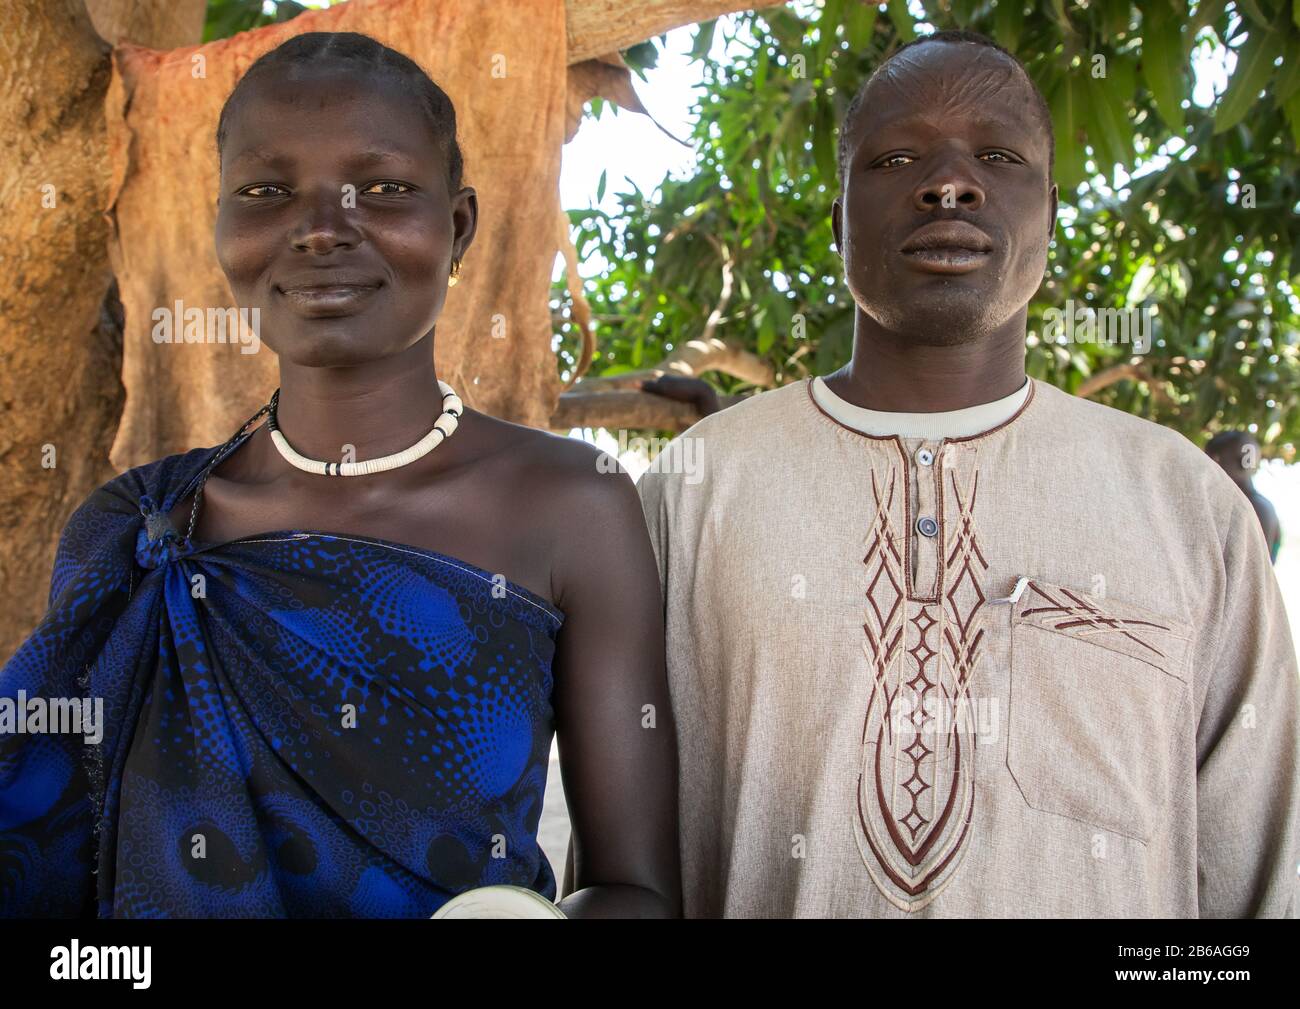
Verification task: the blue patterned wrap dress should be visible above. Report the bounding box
[0,428,564,917]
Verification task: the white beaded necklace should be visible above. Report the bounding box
[267,380,464,476]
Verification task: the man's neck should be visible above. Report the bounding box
[825,310,1029,413]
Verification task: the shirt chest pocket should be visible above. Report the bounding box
[1005,578,1194,844]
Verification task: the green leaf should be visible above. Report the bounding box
[1103,0,1132,35]
[273,1,306,24]
[886,0,915,42]
[813,98,838,184]
[1191,0,1227,33]
[690,19,718,61]
[994,1,1026,51]
[1276,45,1300,102]
[1049,0,1074,35]
[1284,88,1300,148]
[814,0,843,69]
[1214,28,1283,133]
[623,40,659,80]
[845,0,878,51]
[1142,10,1187,134]
[596,169,607,203]
[1234,0,1270,28]
[1081,62,1133,178]
[768,9,808,51]
[951,0,980,29]
[1049,72,1087,191]
[1126,259,1157,303]
[1102,52,1137,157]
[757,312,776,354]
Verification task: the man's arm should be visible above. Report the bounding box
[640,375,723,419]
[1195,498,1300,917]
[1247,493,1282,565]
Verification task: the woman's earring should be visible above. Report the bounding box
[448,260,462,287]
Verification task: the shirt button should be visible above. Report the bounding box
[917,448,934,466]
[916,516,939,538]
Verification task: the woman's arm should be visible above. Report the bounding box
[545,450,681,918]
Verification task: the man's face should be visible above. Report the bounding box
[834,42,1058,345]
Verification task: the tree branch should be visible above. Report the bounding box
[557,206,596,387]
[84,0,206,49]
[565,0,757,65]
[574,334,774,392]
[550,389,743,431]
[1076,361,1175,406]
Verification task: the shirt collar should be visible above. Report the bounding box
[810,376,1031,439]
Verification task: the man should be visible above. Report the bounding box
[1206,430,1283,564]
[637,30,1299,917]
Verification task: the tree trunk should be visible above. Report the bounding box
[0,0,204,660]
[0,0,117,660]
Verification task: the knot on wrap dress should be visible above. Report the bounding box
[0,428,564,917]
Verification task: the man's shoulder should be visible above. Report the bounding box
[1030,380,1212,465]
[1029,379,1184,443]
[639,379,811,491]
[693,378,811,434]
[1028,380,1252,528]
[651,379,809,450]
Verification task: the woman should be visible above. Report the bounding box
[0,32,679,918]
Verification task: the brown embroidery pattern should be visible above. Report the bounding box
[855,463,984,912]
[1020,582,1168,658]
[860,468,904,674]
[1013,579,1194,679]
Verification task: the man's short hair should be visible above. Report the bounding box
[1206,430,1259,456]
[837,29,1055,186]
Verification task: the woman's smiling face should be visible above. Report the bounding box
[215,68,476,367]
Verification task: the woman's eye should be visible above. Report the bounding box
[240,184,287,197]
[980,151,1014,163]
[362,181,412,195]
[877,154,914,168]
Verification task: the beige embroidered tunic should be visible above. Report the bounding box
[637,378,1300,917]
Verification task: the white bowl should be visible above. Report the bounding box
[431,885,567,919]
